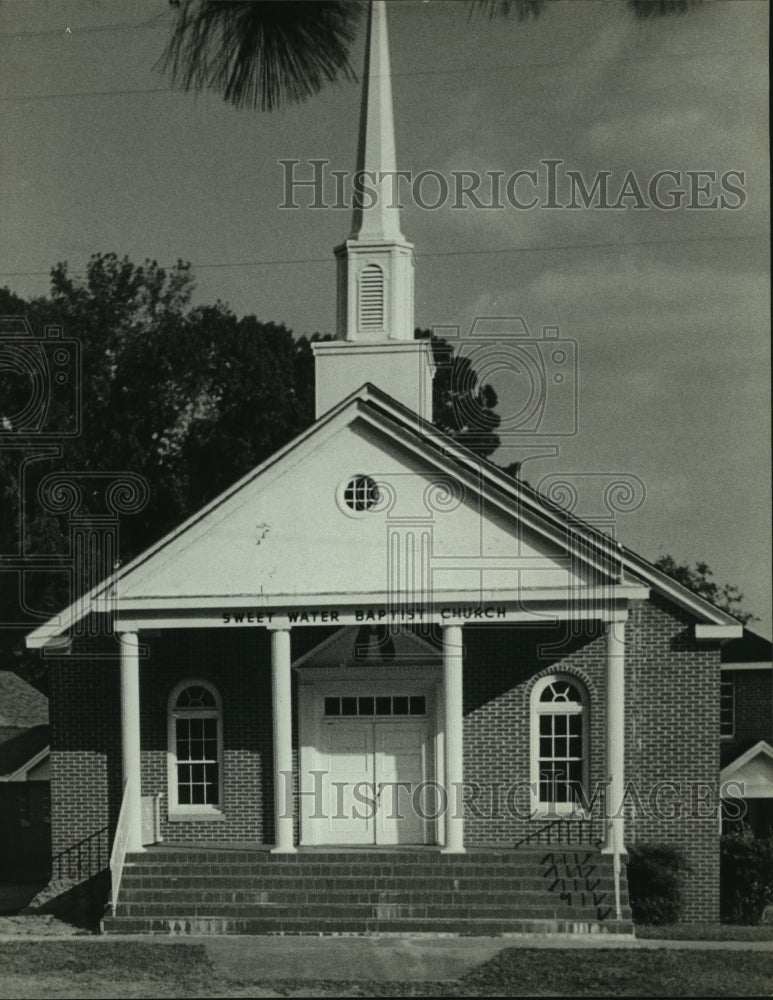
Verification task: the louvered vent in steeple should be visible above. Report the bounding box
[358,264,384,332]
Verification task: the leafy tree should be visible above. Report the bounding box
[1,255,510,688]
[416,329,501,459]
[654,554,757,625]
[159,0,704,113]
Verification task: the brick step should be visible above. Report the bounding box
[119,885,627,904]
[117,871,614,892]
[127,849,600,866]
[115,899,627,919]
[103,914,633,936]
[105,847,630,936]
[123,859,607,877]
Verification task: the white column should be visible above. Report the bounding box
[119,631,143,853]
[442,624,465,853]
[270,628,296,853]
[604,618,626,858]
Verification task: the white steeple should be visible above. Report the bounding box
[313,0,435,420]
[349,0,404,243]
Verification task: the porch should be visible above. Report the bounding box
[102,836,633,936]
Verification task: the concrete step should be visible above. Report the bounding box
[104,847,631,936]
[102,914,634,936]
[119,886,628,904]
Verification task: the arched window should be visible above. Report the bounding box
[167,680,222,815]
[531,675,588,813]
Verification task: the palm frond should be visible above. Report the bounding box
[157,0,365,112]
[471,0,544,21]
[628,0,705,18]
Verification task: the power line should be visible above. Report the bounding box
[0,49,764,102]
[0,232,765,280]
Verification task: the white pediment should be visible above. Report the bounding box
[112,405,603,607]
[293,626,441,670]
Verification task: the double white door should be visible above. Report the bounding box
[318,718,430,845]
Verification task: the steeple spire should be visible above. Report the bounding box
[313,0,435,420]
[350,0,404,242]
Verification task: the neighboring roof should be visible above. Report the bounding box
[721,740,773,799]
[721,629,773,665]
[25,382,743,649]
[0,671,48,727]
[0,724,49,779]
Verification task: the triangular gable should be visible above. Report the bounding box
[26,383,741,647]
[721,741,773,799]
[293,626,440,670]
[110,403,602,606]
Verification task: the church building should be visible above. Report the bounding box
[27,1,743,935]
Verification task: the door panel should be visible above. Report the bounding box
[320,721,375,844]
[375,723,427,845]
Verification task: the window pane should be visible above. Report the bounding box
[341,697,357,716]
[537,679,586,804]
[324,697,340,716]
[392,696,408,715]
[204,764,219,804]
[409,696,426,715]
[358,697,374,716]
[376,697,391,715]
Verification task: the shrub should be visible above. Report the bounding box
[721,831,773,924]
[626,843,689,924]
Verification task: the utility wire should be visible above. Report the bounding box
[0,233,765,280]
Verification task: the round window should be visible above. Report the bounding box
[343,475,380,511]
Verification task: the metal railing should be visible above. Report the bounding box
[513,816,603,849]
[52,825,110,881]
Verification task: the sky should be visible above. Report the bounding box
[1,0,770,637]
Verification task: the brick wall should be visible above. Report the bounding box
[47,602,722,920]
[140,629,274,844]
[48,657,122,860]
[462,621,606,844]
[624,596,721,921]
[48,628,275,857]
[461,599,722,921]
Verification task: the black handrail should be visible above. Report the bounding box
[52,825,110,881]
[513,816,603,849]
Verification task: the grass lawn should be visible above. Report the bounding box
[0,942,772,998]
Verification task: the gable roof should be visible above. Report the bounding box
[0,724,49,780]
[25,382,742,649]
[721,740,773,798]
[0,672,48,727]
